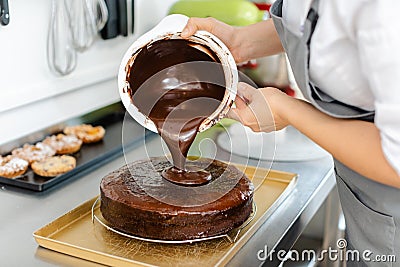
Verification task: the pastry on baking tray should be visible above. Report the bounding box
[0,155,29,178]
[63,124,106,144]
[43,134,83,155]
[11,143,56,165]
[31,155,76,177]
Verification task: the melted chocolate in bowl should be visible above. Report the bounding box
[127,39,226,186]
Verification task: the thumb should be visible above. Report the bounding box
[181,23,195,38]
[235,82,256,109]
[181,17,215,38]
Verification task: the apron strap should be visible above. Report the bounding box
[303,0,335,102]
[306,0,320,47]
[302,0,374,122]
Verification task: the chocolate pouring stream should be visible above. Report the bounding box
[127,39,226,186]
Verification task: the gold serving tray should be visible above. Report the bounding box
[34,164,297,267]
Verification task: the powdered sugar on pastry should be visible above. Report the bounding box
[0,155,29,178]
[12,143,56,164]
[64,124,105,143]
[43,134,82,154]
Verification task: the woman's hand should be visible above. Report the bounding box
[227,82,291,132]
[181,17,245,62]
[228,83,400,187]
[181,18,284,63]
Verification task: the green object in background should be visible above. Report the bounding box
[169,0,264,26]
[217,118,237,128]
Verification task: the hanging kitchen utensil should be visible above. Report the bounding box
[131,0,135,34]
[118,0,127,36]
[47,0,77,76]
[100,0,119,39]
[47,0,109,76]
[100,0,129,39]
[65,0,98,51]
[90,0,109,31]
[0,0,10,26]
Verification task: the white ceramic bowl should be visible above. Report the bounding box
[118,14,238,133]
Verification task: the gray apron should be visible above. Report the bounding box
[270,0,399,266]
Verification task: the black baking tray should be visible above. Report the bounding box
[0,102,154,191]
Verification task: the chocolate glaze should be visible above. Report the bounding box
[100,157,254,240]
[161,165,211,186]
[127,39,226,185]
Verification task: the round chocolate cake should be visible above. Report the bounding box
[100,157,254,241]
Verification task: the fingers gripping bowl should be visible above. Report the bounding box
[118,14,238,133]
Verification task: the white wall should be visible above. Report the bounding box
[0,0,177,145]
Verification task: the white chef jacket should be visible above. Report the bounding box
[282,0,400,175]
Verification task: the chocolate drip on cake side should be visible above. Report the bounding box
[127,39,226,186]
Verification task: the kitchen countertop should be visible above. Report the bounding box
[0,125,335,267]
